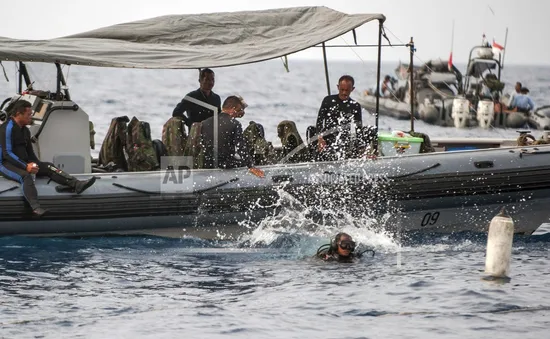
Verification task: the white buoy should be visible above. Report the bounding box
[485,208,514,278]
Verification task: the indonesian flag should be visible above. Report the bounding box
[448,51,453,71]
[492,39,504,55]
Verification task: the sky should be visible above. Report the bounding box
[1,0,548,65]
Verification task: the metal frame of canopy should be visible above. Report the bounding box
[5,8,416,161]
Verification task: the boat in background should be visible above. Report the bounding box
[357,59,464,126]
[360,33,550,131]
[0,7,549,239]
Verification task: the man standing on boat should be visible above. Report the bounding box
[0,100,96,217]
[172,68,222,131]
[200,95,264,177]
[379,75,394,98]
[315,75,362,161]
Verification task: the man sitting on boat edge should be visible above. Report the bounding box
[172,68,222,132]
[0,100,96,217]
[200,95,264,178]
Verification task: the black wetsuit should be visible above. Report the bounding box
[0,118,83,210]
[317,251,357,263]
[315,95,362,160]
[172,88,222,129]
[200,113,252,169]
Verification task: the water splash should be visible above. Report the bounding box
[237,185,401,256]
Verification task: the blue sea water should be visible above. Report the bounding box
[0,60,549,338]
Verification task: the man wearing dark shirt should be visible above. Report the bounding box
[315,75,362,160]
[0,100,96,216]
[172,68,222,130]
[200,96,264,178]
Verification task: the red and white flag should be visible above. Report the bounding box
[448,51,453,71]
[492,39,504,55]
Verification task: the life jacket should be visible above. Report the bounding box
[277,120,308,163]
[183,122,204,169]
[98,115,130,171]
[243,121,276,165]
[162,116,188,156]
[126,116,160,172]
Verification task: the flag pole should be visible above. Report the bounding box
[448,19,455,71]
[501,27,509,69]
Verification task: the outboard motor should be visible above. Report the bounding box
[419,97,439,124]
[452,97,470,128]
[476,100,495,129]
[531,106,550,130]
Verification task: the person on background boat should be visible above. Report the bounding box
[315,75,362,161]
[200,95,265,178]
[0,100,96,217]
[509,87,536,113]
[380,75,394,98]
[508,81,522,104]
[172,68,222,131]
[316,232,358,262]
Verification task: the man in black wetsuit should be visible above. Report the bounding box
[0,100,96,217]
[316,232,358,262]
[315,75,362,161]
[172,68,222,131]
[200,95,264,178]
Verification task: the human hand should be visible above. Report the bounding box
[317,136,326,152]
[26,162,39,174]
[248,167,265,178]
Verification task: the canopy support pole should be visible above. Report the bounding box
[407,37,415,133]
[55,63,71,100]
[322,42,331,96]
[374,20,383,155]
[18,62,31,94]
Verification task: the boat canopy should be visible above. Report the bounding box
[0,6,385,69]
[467,59,498,78]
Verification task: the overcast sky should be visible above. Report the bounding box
[1,0,548,65]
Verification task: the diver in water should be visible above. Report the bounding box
[316,232,374,262]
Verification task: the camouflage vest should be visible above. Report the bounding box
[183,122,204,169]
[277,120,309,163]
[243,121,276,165]
[162,116,188,156]
[98,116,130,170]
[126,117,160,171]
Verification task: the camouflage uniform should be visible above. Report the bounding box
[162,116,188,156]
[126,117,160,172]
[98,116,130,171]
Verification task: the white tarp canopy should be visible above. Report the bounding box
[0,6,385,69]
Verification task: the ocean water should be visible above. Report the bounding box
[1,60,549,338]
